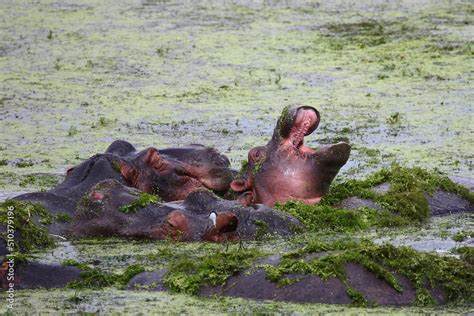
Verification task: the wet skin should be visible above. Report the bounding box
[72,179,240,242]
[75,179,300,241]
[116,142,235,201]
[231,105,351,207]
[23,140,235,205]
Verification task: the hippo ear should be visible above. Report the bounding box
[237,191,254,207]
[120,163,138,185]
[144,148,166,171]
[66,166,76,177]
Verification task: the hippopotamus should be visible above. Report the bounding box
[231,105,351,206]
[0,135,302,256]
[12,140,235,213]
[68,140,235,202]
[0,178,301,258]
[71,179,301,241]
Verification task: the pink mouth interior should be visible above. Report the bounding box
[288,108,318,154]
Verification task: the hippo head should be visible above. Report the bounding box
[119,145,234,202]
[231,105,351,206]
[75,179,239,242]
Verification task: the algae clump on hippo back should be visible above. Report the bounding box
[276,164,473,233]
[0,200,55,254]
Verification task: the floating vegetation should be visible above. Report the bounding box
[0,200,55,253]
[164,248,262,295]
[63,260,145,289]
[262,238,474,306]
[119,192,161,214]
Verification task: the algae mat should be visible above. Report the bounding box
[0,0,473,313]
[0,0,472,179]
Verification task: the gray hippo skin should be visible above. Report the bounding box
[71,179,301,242]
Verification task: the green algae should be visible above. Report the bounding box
[2,288,472,315]
[455,246,474,265]
[54,213,72,223]
[0,0,472,312]
[63,259,145,289]
[451,230,473,242]
[254,219,270,240]
[323,164,473,220]
[164,248,262,295]
[118,191,161,214]
[0,200,54,253]
[277,202,365,232]
[17,174,60,190]
[263,238,474,306]
[275,165,471,234]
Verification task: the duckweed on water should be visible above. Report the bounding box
[63,259,145,289]
[0,200,54,252]
[262,238,474,306]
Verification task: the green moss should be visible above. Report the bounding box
[164,248,262,295]
[454,247,474,265]
[254,219,269,240]
[63,260,145,289]
[119,192,161,214]
[263,238,474,305]
[111,160,122,173]
[54,213,72,223]
[0,159,8,166]
[0,200,55,253]
[322,164,473,221]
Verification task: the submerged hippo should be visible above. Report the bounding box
[231,105,351,206]
[72,140,235,202]
[0,178,301,258]
[72,179,300,241]
[13,140,235,213]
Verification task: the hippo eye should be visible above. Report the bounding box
[249,147,266,162]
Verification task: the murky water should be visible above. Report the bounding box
[0,0,472,313]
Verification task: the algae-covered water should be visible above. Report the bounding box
[0,0,473,314]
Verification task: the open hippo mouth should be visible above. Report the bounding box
[231,105,351,207]
[281,106,320,155]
